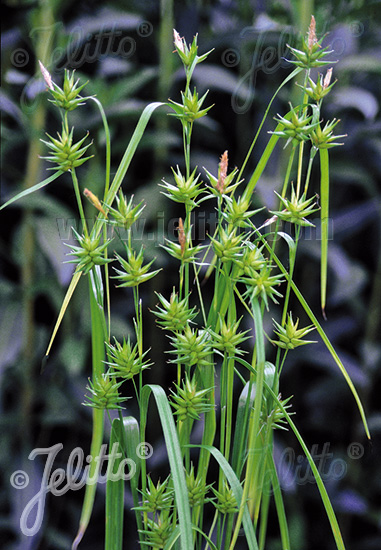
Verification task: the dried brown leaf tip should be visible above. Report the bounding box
[308,15,318,52]
[38,60,54,90]
[83,188,107,217]
[217,150,228,193]
[178,217,186,255]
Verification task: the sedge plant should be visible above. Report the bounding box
[1,16,370,550]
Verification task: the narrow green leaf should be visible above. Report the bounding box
[72,272,106,549]
[140,384,193,550]
[266,449,290,550]
[0,170,63,211]
[122,415,143,536]
[188,444,259,550]
[93,101,165,238]
[163,525,219,550]
[320,147,330,317]
[231,381,255,477]
[72,408,104,550]
[232,358,346,550]
[258,238,371,440]
[105,418,124,550]
[89,96,111,196]
[229,297,265,550]
[266,387,346,550]
[238,67,302,186]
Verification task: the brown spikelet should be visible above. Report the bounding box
[83,188,107,217]
[217,150,228,193]
[178,217,186,255]
[308,15,318,52]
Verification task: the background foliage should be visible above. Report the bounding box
[1,1,381,549]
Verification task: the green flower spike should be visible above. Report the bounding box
[113,246,161,287]
[65,228,112,274]
[271,186,319,227]
[185,463,212,507]
[41,124,93,171]
[160,166,204,208]
[139,509,173,549]
[310,119,346,149]
[240,242,267,275]
[83,373,127,410]
[39,62,90,111]
[211,483,238,515]
[105,337,151,380]
[242,265,284,310]
[286,15,335,70]
[222,196,262,228]
[170,375,214,422]
[153,290,198,332]
[209,317,249,356]
[270,103,318,147]
[272,313,316,350]
[173,29,213,68]
[168,325,212,367]
[169,87,213,123]
[134,475,173,513]
[107,192,145,230]
[209,227,244,264]
[299,68,336,104]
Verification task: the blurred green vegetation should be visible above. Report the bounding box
[1,1,380,549]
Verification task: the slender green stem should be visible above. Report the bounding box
[71,167,88,237]
[229,297,265,550]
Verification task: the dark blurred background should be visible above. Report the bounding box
[1,1,380,549]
